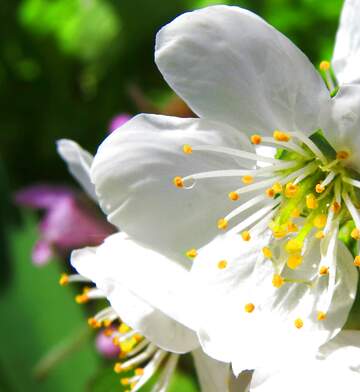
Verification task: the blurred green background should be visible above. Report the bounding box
[0,0,346,391]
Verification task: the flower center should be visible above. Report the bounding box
[175,128,360,327]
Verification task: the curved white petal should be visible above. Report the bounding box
[71,233,199,353]
[57,139,96,200]
[155,5,329,135]
[192,348,230,392]
[91,113,253,261]
[191,230,357,373]
[321,84,360,171]
[333,0,360,84]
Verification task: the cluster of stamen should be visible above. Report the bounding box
[59,274,179,391]
[174,121,360,329]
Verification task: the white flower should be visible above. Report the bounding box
[250,330,360,392]
[57,140,232,392]
[84,4,360,375]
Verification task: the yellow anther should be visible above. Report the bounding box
[354,256,360,267]
[251,134,262,145]
[103,328,113,337]
[120,338,137,353]
[319,61,330,71]
[182,144,193,154]
[272,182,283,194]
[285,238,303,254]
[315,230,325,239]
[228,191,239,201]
[317,311,327,321]
[244,303,255,313]
[88,317,101,329]
[287,222,298,233]
[75,294,89,304]
[217,218,228,230]
[319,265,329,276]
[135,368,145,376]
[287,255,302,270]
[133,334,143,343]
[336,150,350,160]
[262,247,272,259]
[315,184,325,193]
[272,274,284,288]
[173,176,184,188]
[242,175,254,184]
[217,260,228,270]
[313,214,327,229]
[103,319,112,328]
[273,130,291,142]
[265,188,275,198]
[241,231,251,241]
[330,201,341,213]
[119,323,131,334]
[186,248,198,259]
[273,229,287,239]
[114,363,123,373]
[59,273,69,286]
[294,318,304,329]
[306,193,318,209]
[351,228,360,240]
[285,182,299,198]
[121,378,130,386]
[291,208,301,218]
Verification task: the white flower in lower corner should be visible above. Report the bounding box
[250,330,360,392]
[66,233,232,392]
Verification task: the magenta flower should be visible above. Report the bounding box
[108,113,131,133]
[15,185,114,265]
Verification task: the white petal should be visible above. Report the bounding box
[192,348,231,392]
[71,233,199,353]
[333,0,360,84]
[155,5,329,135]
[57,139,96,200]
[191,230,357,373]
[91,113,253,261]
[321,84,360,171]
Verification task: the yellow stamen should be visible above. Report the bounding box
[294,318,304,329]
[354,256,360,267]
[265,188,275,198]
[319,265,329,276]
[273,130,291,142]
[285,238,303,254]
[135,368,145,376]
[250,134,262,144]
[114,363,123,373]
[121,378,130,386]
[186,248,198,259]
[330,201,341,213]
[317,311,327,321]
[59,273,69,286]
[315,184,325,193]
[217,260,228,269]
[118,323,130,334]
[285,182,299,198]
[315,230,325,239]
[291,208,301,218]
[242,175,254,184]
[319,61,330,71]
[103,319,112,328]
[75,294,89,304]
[272,274,284,288]
[244,303,255,313]
[262,247,272,259]
[182,144,192,154]
[287,255,302,270]
[351,228,360,240]
[336,150,350,160]
[88,317,101,329]
[273,229,287,239]
[313,214,327,229]
[272,182,283,194]
[173,176,184,188]
[287,222,298,233]
[241,231,251,241]
[306,193,318,209]
[103,328,113,337]
[228,191,239,201]
[217,218,228,230]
